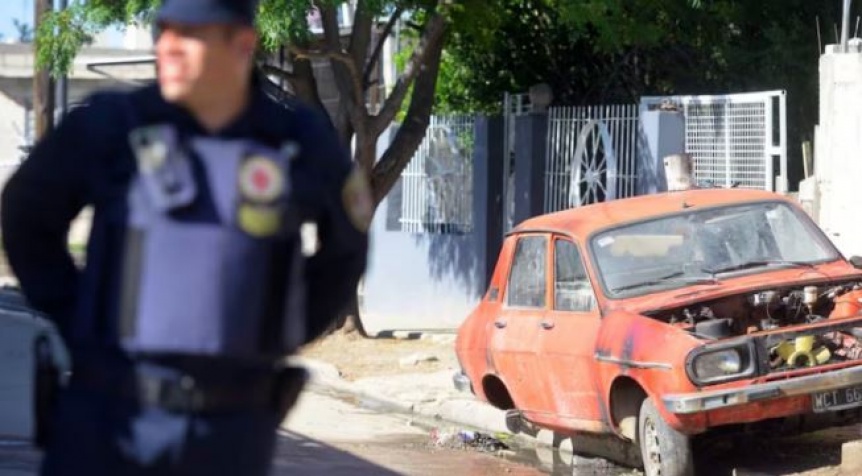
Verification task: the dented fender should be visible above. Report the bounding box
[595,311,709,435]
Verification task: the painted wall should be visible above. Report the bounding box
[359,212,484,334]
[814,42,862,257]
[359,118,504,335]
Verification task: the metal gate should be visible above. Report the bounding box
[396,115,476,234]
[640,90,787,192]
[503,92,532,231]
[543,104,641,213]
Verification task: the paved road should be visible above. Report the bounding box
[0,387,550,476]
[5,383,857,475]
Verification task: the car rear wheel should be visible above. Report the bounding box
[638,398,694,476]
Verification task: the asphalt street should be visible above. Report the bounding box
[0,387,558,476]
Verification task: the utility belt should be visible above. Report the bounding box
[68,361,307,415]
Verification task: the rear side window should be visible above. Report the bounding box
[554,240,596,312]
[506,236,547,308]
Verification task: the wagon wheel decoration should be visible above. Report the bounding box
[568,119,619,207]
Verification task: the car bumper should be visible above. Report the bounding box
[663,364,862,414]
[452,371,473,393]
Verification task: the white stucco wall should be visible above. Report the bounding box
[815,42,862,258]
[0,92,25,187]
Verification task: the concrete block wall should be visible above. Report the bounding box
[814,42,862,257]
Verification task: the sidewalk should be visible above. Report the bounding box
[292,332,643,471]
[294,356,513,436]
[294,332,512,435]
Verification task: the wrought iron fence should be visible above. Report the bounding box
[387,115,476,234]
[640,91,787,192]
[543,104,641,213]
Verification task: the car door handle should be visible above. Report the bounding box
[494,320,507,329]
[539,320,555,330]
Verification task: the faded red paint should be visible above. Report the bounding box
[454,189,862,442]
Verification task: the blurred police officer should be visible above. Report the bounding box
[0,0,369,474]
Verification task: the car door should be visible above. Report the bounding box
[536,236,604,430]
[487,233,552,415]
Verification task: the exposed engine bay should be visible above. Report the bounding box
[646,280,862,372]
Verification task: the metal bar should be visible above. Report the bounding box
[778,92,788,192]
[724,101,731,188]
[843,0,853,52]
[764,100,774,191]
[85,57,156,68]
[547,109,554,213]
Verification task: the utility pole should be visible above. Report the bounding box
[56,0,68,120]
[33,0,54,141]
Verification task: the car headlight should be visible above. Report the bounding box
[694,349,741,376]
[687,339,758,386]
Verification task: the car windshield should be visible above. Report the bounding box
[590,201,838,298]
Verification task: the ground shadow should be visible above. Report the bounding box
[692,424,860,476]
[0,432,403,476]
[417,230,482,298]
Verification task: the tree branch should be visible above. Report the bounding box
[363,6,403,89]
[349,0,374,80]
[315,1,367,142]
[285,54,328,116]
[370,28,445,204]
[370,8,448,138]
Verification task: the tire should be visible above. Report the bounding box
[638,398,694,476]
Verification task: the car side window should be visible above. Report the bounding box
[506,236,547,308]
[554,239,596,312]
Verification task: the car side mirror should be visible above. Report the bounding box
[850,256,862,269]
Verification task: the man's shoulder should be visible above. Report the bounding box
[66,84,158,129]
[256,91,338,140]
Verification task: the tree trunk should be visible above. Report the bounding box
[370,30,446,205]
[290,55,326,113]
[329,290,367,337]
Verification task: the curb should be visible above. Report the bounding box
[292,357,646,471]
[290,356,414,415]
[291,357,572,454]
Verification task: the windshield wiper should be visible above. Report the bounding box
[705,260,816,275]
[611,271,720,293]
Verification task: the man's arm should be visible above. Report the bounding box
[1,104,94,334]
[292,108,370,343]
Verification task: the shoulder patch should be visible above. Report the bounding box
[342,167,373,233]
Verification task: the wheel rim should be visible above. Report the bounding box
[643,416,662,476]
[568,119,618,207]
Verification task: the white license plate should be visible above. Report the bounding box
[812,385,862,413]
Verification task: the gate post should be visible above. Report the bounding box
[473,115,505,290]
[638,108,685,194]
[513,112,549,225]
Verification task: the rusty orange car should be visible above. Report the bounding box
[453,188,862,476]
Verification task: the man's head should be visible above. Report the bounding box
[154,0,260,106]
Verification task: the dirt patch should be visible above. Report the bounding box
[299,331,459,381]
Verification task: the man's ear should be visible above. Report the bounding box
[235,28,258,59]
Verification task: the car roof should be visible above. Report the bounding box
[512,188,794,239]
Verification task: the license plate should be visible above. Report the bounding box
[812,385,862,413]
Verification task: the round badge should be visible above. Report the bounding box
[239,156,284,202]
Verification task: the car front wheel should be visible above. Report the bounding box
[638,398,694,476]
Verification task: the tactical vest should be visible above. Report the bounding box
[117,123,306,359]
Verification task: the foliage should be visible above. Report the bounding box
[433,0,856,184]
[34,0,461,206]
[13,19,34,43]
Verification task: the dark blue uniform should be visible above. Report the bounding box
[0,75,368,474]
